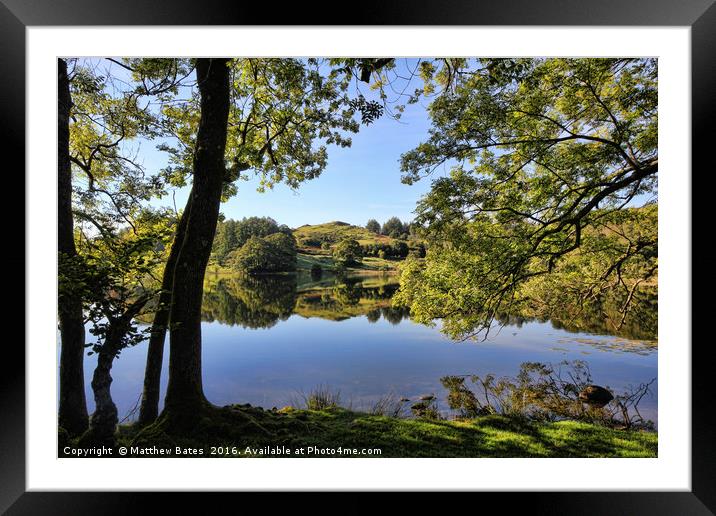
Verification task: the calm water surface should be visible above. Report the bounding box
[74,273,658,425]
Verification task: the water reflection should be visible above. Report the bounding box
[76,272,658,426]
[202,275,297,329]
[513,287,657,341]
[202,273,411,327]
[201,273,655,342]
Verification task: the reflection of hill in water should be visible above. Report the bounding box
[201,273,410,328]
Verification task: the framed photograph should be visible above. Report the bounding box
[5,0,713,511]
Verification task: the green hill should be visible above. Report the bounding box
[293,221,395,248]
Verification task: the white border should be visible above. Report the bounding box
[27,27,691,491]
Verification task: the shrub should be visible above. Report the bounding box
[299,237,321,247]
[391,241,409,258]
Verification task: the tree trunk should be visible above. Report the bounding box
[87,335,120,446]
[163,58,231,417]
[57,58,89,437]
[86,298,149,444]
[137,196,192,426]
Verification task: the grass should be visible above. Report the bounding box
[293,385,343,411]
[110,404,656,458]
[208,250,401,277]
[293,221,395,247]
[296,251,400,273]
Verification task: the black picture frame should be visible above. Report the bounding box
[3,0,713,512]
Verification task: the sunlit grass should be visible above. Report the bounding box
[122,405,657,458]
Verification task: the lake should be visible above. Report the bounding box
[75,272,658,426]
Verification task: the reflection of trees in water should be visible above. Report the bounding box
[510,287,657,341]
[203,274,404,327]
[366,309,382,323]
[202,275,297,329]
[203,274,653,339]
[296,279,402,322]
[332,282,362,306]
[380,306,412,325]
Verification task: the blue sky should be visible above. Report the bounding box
[105,58,445,229]
[200,100,437,228]
[80,57,655,231]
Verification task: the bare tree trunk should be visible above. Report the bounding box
[163,58,230,418]
[87,335,120,446]
[137,196,192,426]
[57,58,89,437]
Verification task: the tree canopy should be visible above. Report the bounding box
[394,58,658,339]
[381,216,407,238]
[332,238,363,266]
[365,219,381,233]
[212,216,292,264]
[227,232,298,274]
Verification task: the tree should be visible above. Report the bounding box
[395,58,658,339]
[381,216,404,238]
[366,219,380,233]
[60,57,166,436]
[154,57,375,422]
[391,241,409,258]
[211,217,291,265]
[57,58,89,437]
[227,234,297,273]
[233,217,290,248]
[77,211,172,445]
[210,218,238,265]
[137,201,191,426]
[264,232,298,268]
[61,57,171,432]
[63,57,384,426]
[333,238,363,266]
[162,58,232,418]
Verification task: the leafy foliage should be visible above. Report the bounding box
[365,219,381,233]
[332,239,363,266]
[147,58,373,199]
[69,210,175,358]
[227,233,298,274]
[395,58,658,339]
[212,216,292,264]
[381,216,408,238]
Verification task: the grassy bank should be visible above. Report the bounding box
[207,251,402,277]
[108,405,657,458]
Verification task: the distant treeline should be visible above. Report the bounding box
[365,216,420,240]
[362,241,425,259]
